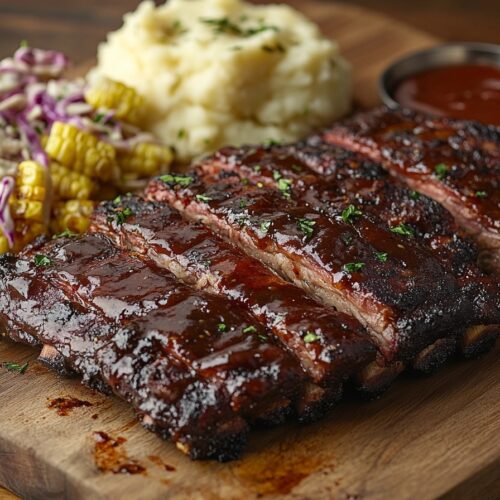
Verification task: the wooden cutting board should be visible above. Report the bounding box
[1,2,499,499]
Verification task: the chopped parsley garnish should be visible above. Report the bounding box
[375,252,388,263]
[177,128,187,139]
[53,229,77,239]
[20,40,28,48]
[272,170,282,181]
[262,43,285,53]
[410,191,421,201]
[237,216,250,227]
[160,174,194,187]
[113,195,122,206]
[243,325,257,334]
[475,191,488,199]
[265,138,281,147]
[253,165,262,172]
[200,17,279,38]
[217,323,227,333]
[239,199,248,209]
[92,112,105,123]
[277,178,293,199]
[34,254,52,267]
[115,207,133,225]
[434,163,449,180]
[341,204,362,223]
[343,262,365,273]
[241,178,250,185]
[260,220,271,234]
[291,164,302,173]
[2,361,29,374]
[196,194,212,203]
[258,334,268,342]
[390,223,414,237]
[297,218,316,239]
[303,331,319,343]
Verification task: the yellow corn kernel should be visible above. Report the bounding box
[51,199,95,235]
[13,222,46,252]
[16,185,46,202]
[85,79,145,126]
[118,142,173,178]
[10,199,44,223]
[17,161,46,190]
[50,162,96,200]
[45,122,118,182]
[0,234,10,255]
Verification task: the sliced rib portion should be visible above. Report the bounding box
[146,173,475,364]
[197,140,500,360]
[0,235,305,460]
[323,107,500,273]
[90,196,375,389]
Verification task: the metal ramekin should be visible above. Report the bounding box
[379,42,500,109]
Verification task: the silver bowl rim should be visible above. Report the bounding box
[379,42,500,108]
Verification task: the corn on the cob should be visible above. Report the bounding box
[85,79,145,126]
[6,161,51,251]
[50,162,96,200]
[117,142,173,177]
[50,199,95,235]
[45,122,118,182]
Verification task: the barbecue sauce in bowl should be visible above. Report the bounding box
[394,63,500,125]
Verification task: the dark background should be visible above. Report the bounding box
[0,0,499,63]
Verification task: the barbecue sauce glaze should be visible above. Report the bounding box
[394,63,500,126]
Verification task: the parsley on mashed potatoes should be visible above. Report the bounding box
[90,0,352,162]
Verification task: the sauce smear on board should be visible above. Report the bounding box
[394,63,500,125]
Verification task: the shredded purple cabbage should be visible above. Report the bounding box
[0,45,161,250]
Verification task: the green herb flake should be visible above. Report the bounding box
[434,163,449,180]
[243,325,257,334]
[34,125,43,135]
[253,165,262,172]
[217,323,227,333]
[160,174,194,187]
[177,128,187,139]
[291,164,302,173]
[92,112,105,123]
[410,191,421,201]
[390,223,414,237]
[53,229,77,239]
[277,178,293,199]
[303,331,319,343]
[113,195,122,206]
[260,220,271,234]
[375,252,388,263]
[241,178,250,186]
[196,194,212,203]
[272,170,282,181]
[20,40,29,48]
[475,191,488,199]
[265,138,281,147]
[258,334,268,342]
[3,361,29,374]
[343,262,365,273]
[115,207,133,225]
[34,254,52,267]
[297,218,316,239]
[341,204,362,223]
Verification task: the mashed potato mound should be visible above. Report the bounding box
[90,0,352,162]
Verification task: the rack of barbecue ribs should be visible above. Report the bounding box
[0,107,498,461]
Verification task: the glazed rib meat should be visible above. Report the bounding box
[0,234,306,460]
[146,172,478,364]
[323,107,500,273]
[197,140,500,358]
[90,196,376,392]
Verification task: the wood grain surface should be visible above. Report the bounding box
[0,1,499,499]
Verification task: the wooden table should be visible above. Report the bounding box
[0,1,499,499]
